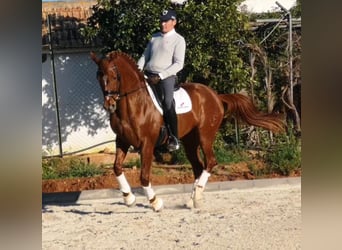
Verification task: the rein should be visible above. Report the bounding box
[114,85,147,100]
[103,65,147,101]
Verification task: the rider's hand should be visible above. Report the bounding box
[147,75,161,85]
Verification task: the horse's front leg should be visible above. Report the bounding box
[140,144,163,212]
[114,142,136,207]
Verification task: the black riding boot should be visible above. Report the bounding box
[164,104,180,151]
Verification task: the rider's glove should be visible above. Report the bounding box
[147,75,161,85]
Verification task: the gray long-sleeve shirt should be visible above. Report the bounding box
[137,29,186,80]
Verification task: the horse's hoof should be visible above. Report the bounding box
[193,186,204,208]
[151,197,163,212]
[124,192,136,207]
[193,198,204,208]
[185,198,193,208]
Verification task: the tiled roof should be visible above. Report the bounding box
[42,1,101,51]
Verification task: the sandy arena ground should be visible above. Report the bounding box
[42,182,301,249]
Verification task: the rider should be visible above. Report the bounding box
[137,9,186,151]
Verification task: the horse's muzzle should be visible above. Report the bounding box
[103,103,116,113]
[103,96,118,113]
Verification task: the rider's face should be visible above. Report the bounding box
[160,19,176,34]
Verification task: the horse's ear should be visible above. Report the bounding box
[108,52,116,60]
[90,51,99,64]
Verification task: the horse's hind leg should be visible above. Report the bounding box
[194,128,220,207]
[114,140,136,207]
[184,128,219,208]
[182,130,204,180]
[182,130,209,208]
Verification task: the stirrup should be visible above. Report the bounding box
[167,136,180,151]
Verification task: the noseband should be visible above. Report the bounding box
[104,90,120,98]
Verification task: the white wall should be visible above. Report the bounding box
[42,52,115,156]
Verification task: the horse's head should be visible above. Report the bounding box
[90,51,121,113]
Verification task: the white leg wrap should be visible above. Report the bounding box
[123,192,136,207]
[192,171,210,208]
[197,170,211,187]
[191,179,199,198]
[151,197,164,212]
[186,179,199,208]
[193,186,204,208]
[142,183,155,201]
[116,173,131,194]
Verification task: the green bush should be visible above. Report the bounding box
[81,0,251,92]
[247,162,267,177]
[171,144,190,165]
[42,158,105,180]
[42,158,62,179]
[170,132,248,165]
[213,132,249,164]
[264,132,301,176]
[123,158,141,168]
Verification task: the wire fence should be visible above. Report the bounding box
[42,49,116,158]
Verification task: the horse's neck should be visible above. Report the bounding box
[116,62,152,116]
[116,58,144,91]
[118,70,147,100]
[110,55,155,119]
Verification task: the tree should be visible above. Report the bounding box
[81,0,252,93]
[241,3,301,134]
[81,0,301,146]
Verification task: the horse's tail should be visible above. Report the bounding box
[219,93,285,133]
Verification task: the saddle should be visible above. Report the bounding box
[145,81,192,115]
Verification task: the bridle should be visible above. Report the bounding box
[97,64,147,112]
[97,65,121,101]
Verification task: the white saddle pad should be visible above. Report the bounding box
[146,82,192,114]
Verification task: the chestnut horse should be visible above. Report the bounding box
[90,51,284,211]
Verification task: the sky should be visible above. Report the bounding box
[239,0,296,13]
[170,0,297,13]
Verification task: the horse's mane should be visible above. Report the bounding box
[107,51,145,82]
